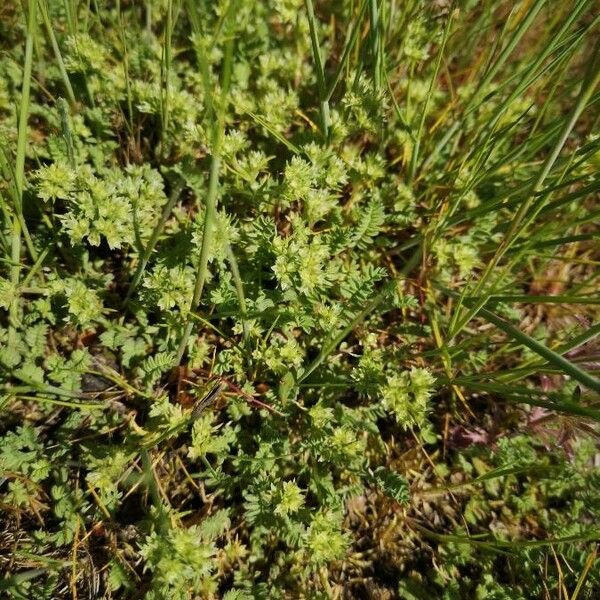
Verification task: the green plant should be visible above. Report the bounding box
[1,0,599,598]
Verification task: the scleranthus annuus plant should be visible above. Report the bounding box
[1,0,599,598]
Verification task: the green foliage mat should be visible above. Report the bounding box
[1,0,600,598]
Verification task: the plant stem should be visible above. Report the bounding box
[305,0,331,139]
[408,8,453,182]
[226,243,250,347]
[175,149,221,364]
[160,0,173,153]
[176,0,239,365]
[9,0,37,347]
[368,0,381,91]
[125,179,184,303]
[38,0,76,106]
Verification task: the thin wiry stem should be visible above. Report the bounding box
[125,179,184,303]
[38,0,76,106]
[368,0,381,91]
[408,7,453,183]
[116,0,135,131]
[160,0,174,153]
[175,149,221,364]
[304,0,331,139]
[9,0,37,347]
[176,0,240,365]
[325,0,368,102]
[226,243,250,348]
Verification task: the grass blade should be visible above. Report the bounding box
[304,0,331,138]
[475,304,600,394]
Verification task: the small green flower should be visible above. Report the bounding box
[309,403,334,428]
[304,511,349,565]
[283,156,314,201]
[188,413,232,460]
[35,162,76,202]
[254,333,304,375]
[274,480,305,516]
[403,18,431,61]
[64,33,109,73]
[381,367,435,429]
[143,265,194,314]
[63,280,104,326]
